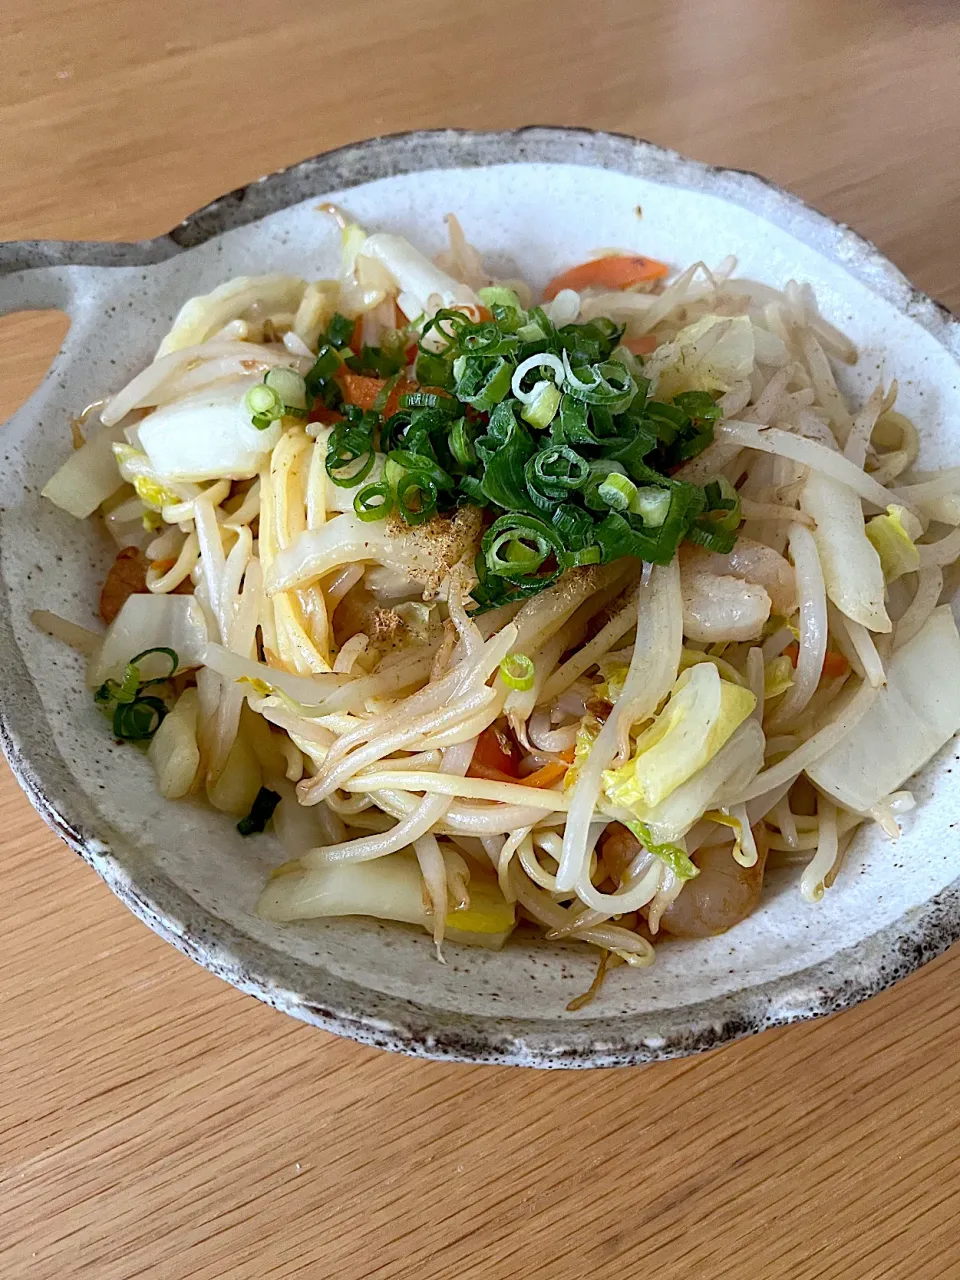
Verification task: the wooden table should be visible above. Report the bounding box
[2,3,959,1276]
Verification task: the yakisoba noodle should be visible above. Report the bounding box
[38,210,960,1002]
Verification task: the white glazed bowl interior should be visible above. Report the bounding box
[1,130,959,1066]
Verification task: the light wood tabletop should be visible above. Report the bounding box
[2,3,960,1277]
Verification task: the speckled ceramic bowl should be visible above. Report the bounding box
[2,129,959,1067]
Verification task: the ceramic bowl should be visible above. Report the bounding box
[2,128,959,1068]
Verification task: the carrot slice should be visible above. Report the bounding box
[543,254,669,301]
[307,404,344,426]
[623,333,659,356]
[338,372,385,410]
[519,760,569,789]
[784,642,849,678]
[338,372,417,417]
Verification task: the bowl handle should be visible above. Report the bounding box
[0,238,180,318]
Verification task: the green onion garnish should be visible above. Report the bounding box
[304,344,341,395]
[237,787,282,836]
[326,300,733,609]
[326,312,355,348]
[631,486,672,527]
[264,367,308,411]
[477,285,523,312]
[521,382,562,430]
[597,471,638,513]
[94,648,179,742]
[245,368,309,429]
[499,653,535,692]
[354,480,393,522]
[245,382,284,430]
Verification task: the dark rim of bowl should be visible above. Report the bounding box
[1,127,959,1068]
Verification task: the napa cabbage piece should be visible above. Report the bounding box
[113,444,181,510]
[595,659,629,703]
[90,593,209,686]
[148,687,200,799]
[137,377,283,481]
[565,712,603,791]
[266,507,482,599]
[361,232,479,320]
[645,315,755,401]
[764,655,795,699]
[601,663,756,817]
[806,607,960,812]
[156,274,307,356]
[801,470,891,633]
[615,718,765,844]
[257,851,516,949]
[41,422,128,519]
[865,504,922,581]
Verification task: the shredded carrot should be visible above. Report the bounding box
[348,317,363,357]
[543,254,669,301]
[559,745,576,764]
[453,303,493,323]
[785,642,849,679]
[307,404,344,426]
[519,760,569,789]
[623,333,659,356]
[338,372,417,416]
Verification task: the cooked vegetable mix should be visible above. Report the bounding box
[37,210,960,1003]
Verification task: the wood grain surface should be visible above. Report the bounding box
[2,3,960,1276]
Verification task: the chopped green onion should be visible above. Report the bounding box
[702,476,742,531]
[565,544,603,566]
[521,382,561,429]
[516,320,545,342]
[244,382,284,430]
[326,313,355,347]
[289,299,732,605]
[454,355,513,410]
[499,652,535,692]
[237,787,282,836]
[525,446,590,503]
[399,390,458,414]
[478,286,523,312]
[418,308,472,357]
[415,349,453,389]
[264,367,308,412]
[597,471,638,513]
[354,481,393,522]
[129,646,179,684]
[325,415,377,488]
[372,372,401,414]
[94,647,180,742]
[112,695,167,741]
[631,486,672,527]
[304,344,342,394]
[448,418,476,468]
[396,471,438,524]
[483,513,562,587]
